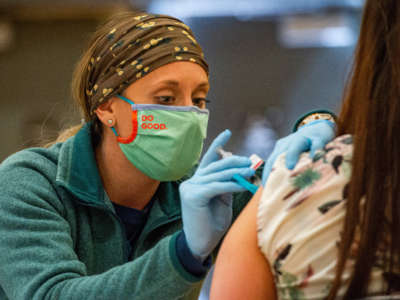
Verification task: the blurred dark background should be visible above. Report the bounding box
[0,0,363,162]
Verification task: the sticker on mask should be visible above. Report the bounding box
[141,114,168,130]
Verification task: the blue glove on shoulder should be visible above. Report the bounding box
[180,130,255,262]
[262,119,335,186]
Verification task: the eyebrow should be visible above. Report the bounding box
[154,80,210,90]
[197,82,210,91]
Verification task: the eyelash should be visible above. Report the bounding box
[156,96,211,107]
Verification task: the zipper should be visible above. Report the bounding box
[75,200,131,262]
[75,196,181,262]
[113,213,131,262]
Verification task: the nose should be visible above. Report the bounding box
[182,94,194,106]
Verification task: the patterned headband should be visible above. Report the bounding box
[85,13,208,116]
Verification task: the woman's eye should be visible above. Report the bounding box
[156,96,175,105]
[192,98,210,108]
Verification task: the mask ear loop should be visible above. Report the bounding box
[111,127,119,136]
[118,94,136,105]
[110,94,136,137]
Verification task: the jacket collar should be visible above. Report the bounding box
[56,122,106,208]
[55,122,181,217]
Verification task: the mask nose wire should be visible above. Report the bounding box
[110,94,136,137]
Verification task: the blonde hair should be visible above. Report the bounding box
[47,11,141,147]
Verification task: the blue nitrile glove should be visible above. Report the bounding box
[262,119,335,185]
[180,130,255,262]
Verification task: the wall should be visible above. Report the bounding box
[190,17,355,156]
[0,19,98,160]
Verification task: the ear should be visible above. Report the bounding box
[94,98,117,127]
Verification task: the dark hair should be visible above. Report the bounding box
[329,0,400,298]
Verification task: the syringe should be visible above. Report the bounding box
[216,147,262,194]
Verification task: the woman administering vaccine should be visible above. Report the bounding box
[0,12,335,299]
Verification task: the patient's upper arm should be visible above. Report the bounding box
[210,187,277,300]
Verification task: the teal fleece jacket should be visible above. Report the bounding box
[0,123,253,300]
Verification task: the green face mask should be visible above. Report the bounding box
[113,95,209,181]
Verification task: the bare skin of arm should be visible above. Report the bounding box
[210,187,277,300]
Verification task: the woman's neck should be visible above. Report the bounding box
[95,130,160,210]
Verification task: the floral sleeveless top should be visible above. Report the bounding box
[257,135,386,299]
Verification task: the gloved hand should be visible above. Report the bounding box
[180,129,255,262]
[262,119,335,185]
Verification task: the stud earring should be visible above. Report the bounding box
[107,119,113,125]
